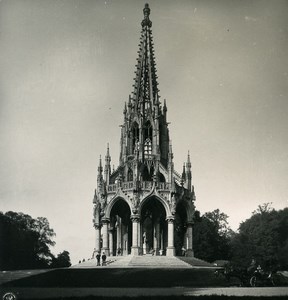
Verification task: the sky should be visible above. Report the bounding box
[1,0,288,265]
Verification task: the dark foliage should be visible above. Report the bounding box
[193,209,233,262]
[0,211,71,270]
[51,250,71,268]
[230,205,288,270]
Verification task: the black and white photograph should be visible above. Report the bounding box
[1,1,288,299]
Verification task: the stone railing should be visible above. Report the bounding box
[156,182,170,191]
[122,181,134,191]
[107,183,117,192]
[107,181,170,193]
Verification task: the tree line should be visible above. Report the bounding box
[1,203,287,271]
[0,211,71,270]
[193,203,288,270]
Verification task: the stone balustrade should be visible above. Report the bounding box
[107,181,170,193]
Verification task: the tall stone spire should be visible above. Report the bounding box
[131,3,159,116]
[119,3,170,169]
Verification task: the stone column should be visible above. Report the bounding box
[154,218,160,255]
[109,228,114,256]
[159,230,164,255]
[94,223,101,253]
[130,214,140,256]
[138,220,142,255]
[116,217,121,253]
[166,216,175,256]
[101,218,109,256]
[186,222,194,257]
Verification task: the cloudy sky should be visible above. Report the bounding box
[1,0,288,264]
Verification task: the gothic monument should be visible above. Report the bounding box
[93,4,196,257]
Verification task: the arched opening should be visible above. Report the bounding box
[140,197,167,255]
[110,198,132,256]
[175,202,188,256]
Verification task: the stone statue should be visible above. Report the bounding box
[171,193,176,215]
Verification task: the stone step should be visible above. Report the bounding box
[128,256,191,268]
[71,255,211,269]
[71,256,133,268]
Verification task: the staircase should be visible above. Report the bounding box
[128,255,191,268]
[71,255,210,269]
[71,256,131,268]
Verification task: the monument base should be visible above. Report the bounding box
[131,246,140,256]
[166,246,175,256]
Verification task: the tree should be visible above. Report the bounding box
[193,209,233,262]
[204,209,233,239]
[230,204,288,270]
[252,202,274,215]
[51,251,71,268]
[0,211,56,270]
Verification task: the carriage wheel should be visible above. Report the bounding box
[250,276,257,287]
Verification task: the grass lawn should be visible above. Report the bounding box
[1,268,228,288]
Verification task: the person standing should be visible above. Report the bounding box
[102,252,107,266]
[96,252,101,266]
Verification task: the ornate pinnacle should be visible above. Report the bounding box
[187,151,191,165]
[93,189,97,203]
[105,144,111,166]
[163,99,167,112]
[128,95,132,107]
[182,163,186,181]
[106,143,110,158]
[98,155,103,174]
[141,3,152,27]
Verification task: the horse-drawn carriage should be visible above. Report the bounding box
[214,263,276,287]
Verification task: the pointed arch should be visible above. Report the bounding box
[139,194,170,217]
[107,197,132,256]
[105,196,132,219]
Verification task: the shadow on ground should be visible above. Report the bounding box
[1,268,227,288]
